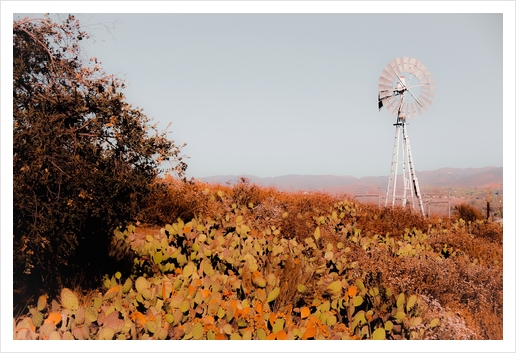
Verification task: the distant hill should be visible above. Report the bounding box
[199,166,503,195]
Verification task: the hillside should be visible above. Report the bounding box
[200,166,503,195]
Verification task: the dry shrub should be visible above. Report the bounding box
[454,203,484,222]
[138,179,502,339]
[354,204,429,239]
[140,176,219,225]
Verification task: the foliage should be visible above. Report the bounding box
[454,203,484,223]
[13,15,187,303]
[14,180,502,340]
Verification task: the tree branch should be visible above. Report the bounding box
[13,22,55,67]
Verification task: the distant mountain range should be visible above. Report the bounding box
[199,166,503,195]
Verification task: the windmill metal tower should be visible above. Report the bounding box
[377,57,435,215]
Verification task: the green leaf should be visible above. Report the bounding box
[153,251,163,264]
[314,226,321,240]
[430,318,440,328]
[180,300,190,313]
[267,287,280,302]
[230,332,241,340]
[385,320,393,331]
[372,327,386,340]
[207,330,216,340]
[273,318,285,333]
[327,281,342,295]
[254,277,267,288]
[395,311,406,321]
[60,288,79,310]
[319,300,331,313]
[297,284,307,293]
[256,328,267,340]
[326,315,337,326]
[142,288,152,300]
[147,321,156,334]
[183,262,196,277]
[37,295,47,311]
[192,322,203,339]
[353,295,363,307]
[97,327,115,340]
[165,313,174,324]
[397,293,405,309]
[135,276,150,294]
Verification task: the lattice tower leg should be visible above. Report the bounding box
[401,124,408,207]
[403,124,425,216]
[385,124,402,207]
[402,123,416,209]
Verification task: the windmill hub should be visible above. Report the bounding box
[377,57,435,216]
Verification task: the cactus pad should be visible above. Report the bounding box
[60,288,79,310]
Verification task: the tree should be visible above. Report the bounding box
[13,15,187,302]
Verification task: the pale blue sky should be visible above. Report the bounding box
[9,8,509,179]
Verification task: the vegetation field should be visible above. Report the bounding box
[13,177,503,341]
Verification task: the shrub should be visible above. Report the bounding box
[454,203,484,222]
[13,15,187,307]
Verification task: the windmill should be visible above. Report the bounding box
[377,57,435,215]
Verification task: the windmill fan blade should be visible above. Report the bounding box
[420,77,435,86]
[411,59,422,76]
[378,57,434,118]
[379,87,392,94]
[402,57,411,72]
[399,57,405,73]
[408,58,417,73]
[396,57,404,73]
[419,93,432,104]
[420,94,432,107]
[404,104,410,120]
[378,81,393,90]
[379,91,394,100]
[419,82,435,91]
[416,102,423,117]
[389,60,400,76]
[381,68,396,81]
[406,88,423,107]
[405,104,411,119]
[416,66,432,82]
[385,97,399,113]
[420,90,435,99]
[379,77,393,87]
[411,103,418,119]
[415,71,425,83]
[386,63,399,81]
[382,96,394,107]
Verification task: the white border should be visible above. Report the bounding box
[2,1,514,352]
